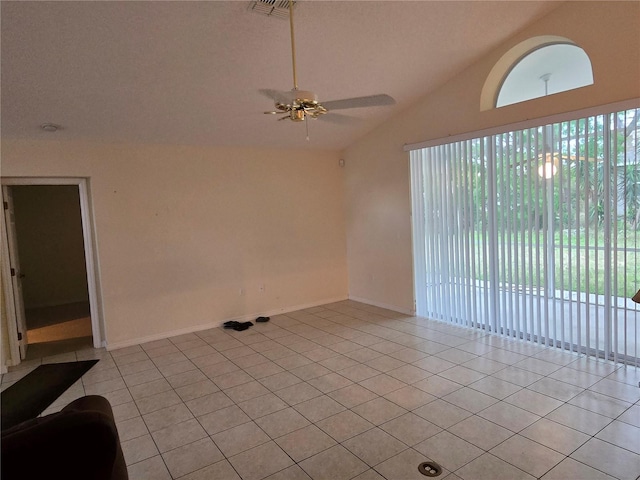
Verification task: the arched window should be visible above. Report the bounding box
[481,36,594,110]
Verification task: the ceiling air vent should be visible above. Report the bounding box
[249,0,295,19]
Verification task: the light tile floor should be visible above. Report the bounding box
[3,300,640,480]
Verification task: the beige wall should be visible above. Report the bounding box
[12,185,89,310]
[1,141,347,345]
[343,1,640,313]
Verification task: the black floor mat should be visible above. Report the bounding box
[1,360,98,430]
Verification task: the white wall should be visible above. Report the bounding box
[343,1,640,313]
[1,141,347,346]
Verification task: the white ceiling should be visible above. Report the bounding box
[1,1,560,150]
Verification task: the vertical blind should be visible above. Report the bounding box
[410,108,639,365]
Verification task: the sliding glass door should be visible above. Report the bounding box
[410,107,639,365]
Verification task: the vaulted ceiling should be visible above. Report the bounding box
[1,1,561,150]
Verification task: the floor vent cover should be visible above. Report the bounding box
[418,461,443,477]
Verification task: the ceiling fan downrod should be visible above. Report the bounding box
[289,0,298,91]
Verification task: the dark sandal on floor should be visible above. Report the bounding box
[255,316,270,323]
[223,321,240,328]
[233,322,253,331]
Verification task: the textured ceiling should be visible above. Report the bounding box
[1,1,560,150]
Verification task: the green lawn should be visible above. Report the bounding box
[465,227,639,298]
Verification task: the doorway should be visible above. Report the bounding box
[1,178,103,365]
[14,185,92,358]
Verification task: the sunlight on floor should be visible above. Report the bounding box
[28,317,92,344]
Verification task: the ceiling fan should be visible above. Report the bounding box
[261,0,395,124]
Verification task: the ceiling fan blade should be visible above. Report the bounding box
[259,89,291,104]
[322,94,395,111]
[317,113,362,125]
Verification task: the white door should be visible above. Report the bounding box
[2,186,28,359]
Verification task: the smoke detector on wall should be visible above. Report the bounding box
[40,123,61,132]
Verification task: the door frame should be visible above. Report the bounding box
[1,177,105,353]
[1,206,23,367]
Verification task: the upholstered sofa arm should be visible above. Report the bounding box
[1,395,128,480]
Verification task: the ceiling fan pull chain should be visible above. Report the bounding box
[305,114,310,141]
[289,0,298,90]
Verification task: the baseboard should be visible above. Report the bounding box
[105,295,349,351]
[348,295,415,316]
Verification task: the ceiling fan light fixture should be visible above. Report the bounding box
[290,110,305,122]
[538,160,558,179]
